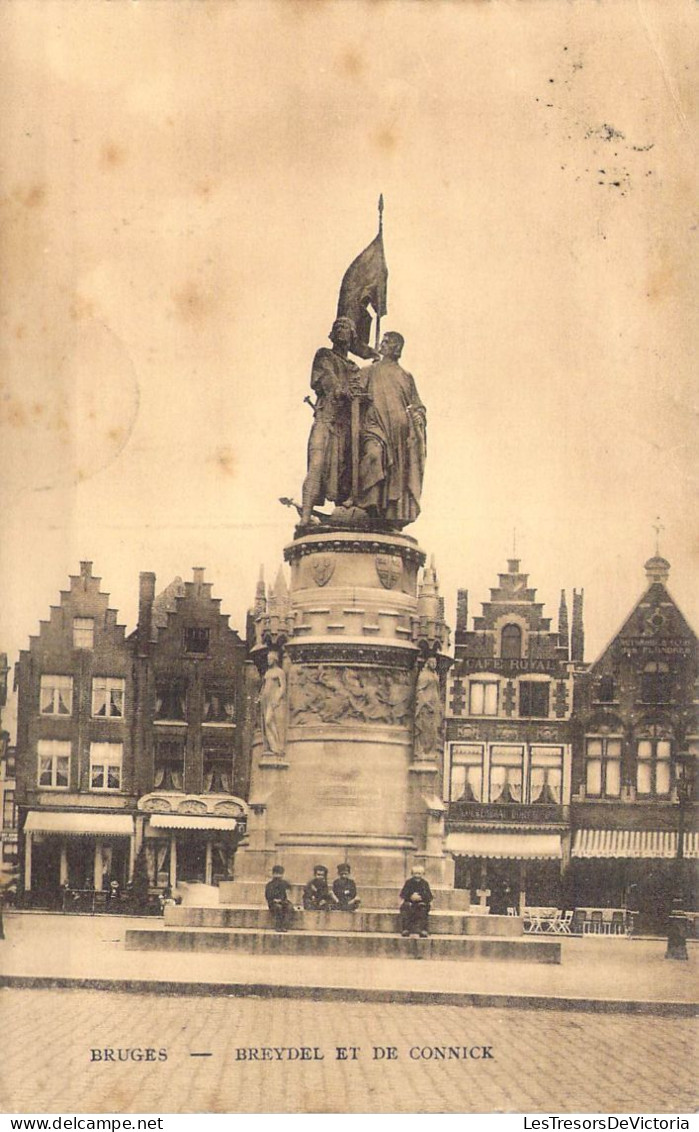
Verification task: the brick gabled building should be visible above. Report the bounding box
[14,563,254,907]
[131,568,251,890]
[568,556,698,928]
[443,559,583,912]
[15,562,135,906]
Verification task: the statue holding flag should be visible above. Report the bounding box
[298,198,426,529]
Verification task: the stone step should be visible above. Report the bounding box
[218,881,473,912]
[164,905,524,937]
[126,926,560,963]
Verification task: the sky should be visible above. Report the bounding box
[1,0,697,737]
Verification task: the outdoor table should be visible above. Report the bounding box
[523,906,560,933]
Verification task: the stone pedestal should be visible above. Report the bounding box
[233,526,452,893]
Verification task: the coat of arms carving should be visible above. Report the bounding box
[312,555,335,587]
[375,554,402,590]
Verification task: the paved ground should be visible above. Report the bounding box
[1,912,697,1009]
[1,986,696,1114]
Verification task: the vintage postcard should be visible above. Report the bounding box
[0,0,696,1118]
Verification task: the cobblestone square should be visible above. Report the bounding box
[1,988,696,1114]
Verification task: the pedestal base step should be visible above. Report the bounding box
[125,927,560,963]
[218,882,472,912]
[164,906,524,938]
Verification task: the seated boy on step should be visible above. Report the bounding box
[265,864,295,933]
[332,863,361,911]
[302,864,335,911]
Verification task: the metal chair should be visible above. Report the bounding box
[610,911,625,936]
[571,909,586,934]
[587,910,605,934]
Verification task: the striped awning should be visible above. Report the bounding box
[572,829,699,859]
[25,811,133,837]
[148,813,239,832]
[446,832,562,860]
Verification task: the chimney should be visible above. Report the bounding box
[571,588,585,662]
[80,561,93,590]
[192,567,206,587]
[644,556,670,585]
[456,589,469,633]
[138,571,156,654]
[558,590,569,658]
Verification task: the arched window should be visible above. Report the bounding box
[501,623,522,659]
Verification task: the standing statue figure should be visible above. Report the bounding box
[300,317,365,526]
[259,649,287,756]
[413,656,442,759]
[358,332,426,526]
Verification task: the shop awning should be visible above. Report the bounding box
[148,814,239,832]
[25,811,133,837]
[446,832,562,859]
[572,829,699,859]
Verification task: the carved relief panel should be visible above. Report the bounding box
[288,664,414,727]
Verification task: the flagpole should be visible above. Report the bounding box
[375,193,384,351]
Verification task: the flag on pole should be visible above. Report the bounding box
[336,222,388,359]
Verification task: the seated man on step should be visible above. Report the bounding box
[265,864,295,933]
[303,864,335,911]
[332,863,361,912]
[399,864,433,938]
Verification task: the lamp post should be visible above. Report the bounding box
[665,750,695,961]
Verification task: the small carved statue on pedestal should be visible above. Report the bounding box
[414,655,443,759]
[259,649,287,757]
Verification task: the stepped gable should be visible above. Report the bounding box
[20,561,128,660]
[151,577,185,635]
[152,568,244,650]
[455,558,570,668]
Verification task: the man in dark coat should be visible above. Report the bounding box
[303,865,334,911]
[265,865,294,933]
[399,864,433,937]
[332,863,361,911]
[300,318,360,525]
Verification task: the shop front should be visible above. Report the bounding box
[138,793,247,892]
[569,828,699,932]
[22,810,134,908]
[446,830,565,913]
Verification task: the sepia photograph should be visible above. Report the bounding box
[0,0,697,1117]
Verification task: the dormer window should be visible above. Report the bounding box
[501,623,522,659]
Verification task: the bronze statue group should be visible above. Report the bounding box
[265,862,433,938]
[300,319,426,530]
